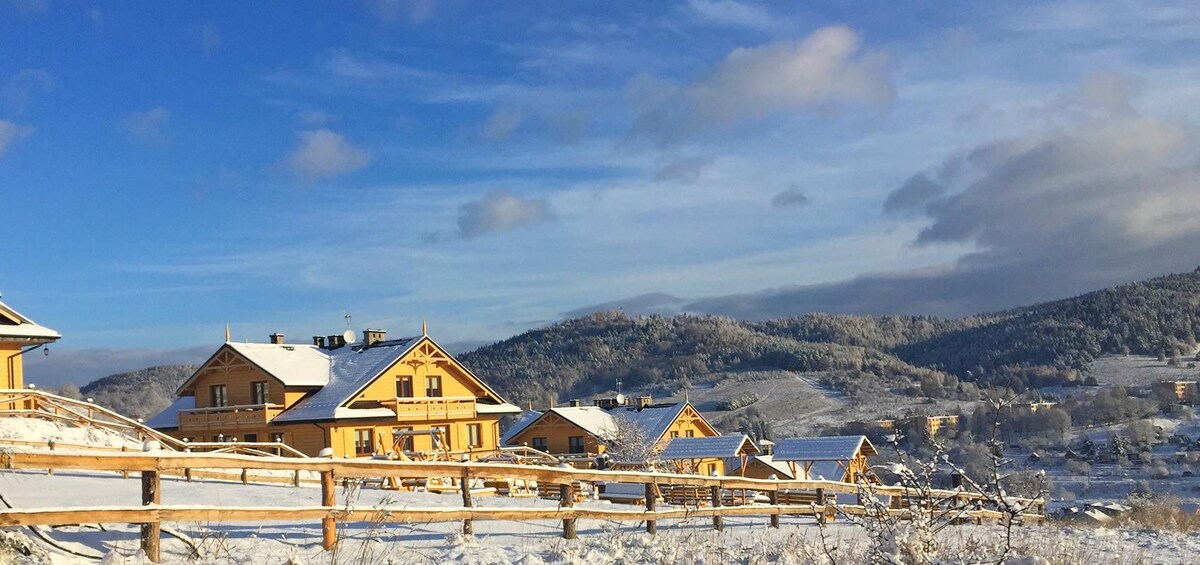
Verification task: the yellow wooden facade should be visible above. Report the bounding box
[505,401,719,459]
[157,334,517,458]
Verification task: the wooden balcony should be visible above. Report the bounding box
[178,404,283,431]
[382,396,476,422]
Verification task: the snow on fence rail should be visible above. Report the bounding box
[0,450,1046,563]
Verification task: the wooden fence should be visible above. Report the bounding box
[0,449,1045,563]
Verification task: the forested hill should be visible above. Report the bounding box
[463,268,1200,402]
[457,312,946,405]
[66,365,196,420]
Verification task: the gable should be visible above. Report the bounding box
[178,345,286,397]
[506,410,603,445]
[347,337,507,406]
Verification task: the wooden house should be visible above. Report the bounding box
[773,435,878,484]
[501,396,719,462]
[729,454,795,480]
[1154,380,1198,405]
[658,434,759,476]
[0,299,60,390]
[146,329,521,458]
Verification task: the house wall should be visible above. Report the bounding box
[657,405,719,447]
[665,457,725,476]
[188,349,289,408]
[0,343,21,389]
[326,417,502,458]
[507,413,607,456]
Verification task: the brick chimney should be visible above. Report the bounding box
[312,336,326,348]
[569,399,581,407]
[269,333,285,345]
[326,334,346,349]
[363,329,387,347]
[635,395,653,408]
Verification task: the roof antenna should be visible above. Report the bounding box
[343,311,352,328]
[422,319,427,336]
[225,324,231,342]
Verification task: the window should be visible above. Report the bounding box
[531,437,548,452]
[670,431,679,439]
[568,436,585,454]
[209,385,227,407]
[706,462,718,475]
[425,375,442,398]
[244,434,258,443]
[432,425,451,450]
[270,433,285,443]
[250,381,269,405]
[466,424,482,448]
[354,428,374,456]
[685,430,695,438]
[393,427,414,452]
[396,376,413,398]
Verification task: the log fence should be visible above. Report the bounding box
[0,449,1045,562]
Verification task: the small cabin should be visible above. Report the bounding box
[658,434,759,476]
[773,435,878,484]
[730,454,795,480]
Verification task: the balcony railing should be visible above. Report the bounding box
[178,403,283,431]
[382,396,476,422]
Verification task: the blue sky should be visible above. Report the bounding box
[4,1,1200,385]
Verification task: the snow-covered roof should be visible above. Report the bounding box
[660,435,758,460]
[611,403,690,441]
[0,300,60,343]
[224,342,331,387]
[476,402,522,415]
[773,435,877,462]
[730,454,794,479]
[501,401,702,447]
[145,396,194,430]
[500,410,543,445]
[272,337,424,423]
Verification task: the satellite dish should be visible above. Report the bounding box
[615,393,626,404]
[343,329,357,343]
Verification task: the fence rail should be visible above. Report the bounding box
[0,449,1045,563]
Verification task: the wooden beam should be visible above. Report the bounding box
[320,470,336,551]
[140,470,161,563]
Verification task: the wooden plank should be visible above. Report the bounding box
[321,470,336,551]
[0,504,1045,527]
[140,470,161,563]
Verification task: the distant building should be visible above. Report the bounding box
[0,299,60,390]
[1153,380,1198,405]
[729,454,794,480]
[914,414,960,437]
[146,328,521,458]
[1026,401,1058,413]
[501,395,719,462]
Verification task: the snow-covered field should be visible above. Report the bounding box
[1,467,1198,564]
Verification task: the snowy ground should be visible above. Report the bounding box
[1,467,1198,564]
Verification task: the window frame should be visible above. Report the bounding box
[250,381,269,405]
[531,437,548,452]
[568,435,585,454]
[466,423,482,448]
[354,428,375,457]
[425,375,442,398]
[209,384,228,407]
[396,376,414,398]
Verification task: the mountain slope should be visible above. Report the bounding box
[76,364,195,420]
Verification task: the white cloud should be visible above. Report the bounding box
[480,107,523,141]
[283,129,371,181]
[120,107,171,144]
[0,119,33,155]
[196,23,220,56]
[631,26,893,142]
[654,155,714,183]
[457,189,553,239]
[3,68,55,109]
[687,0,774,30]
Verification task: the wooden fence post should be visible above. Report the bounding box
[710,485,723,531]
[46,440,53,476]
[121,445,130,479]
[816,487,826,525]
[768,489,780,529]
[292,469,301,487]
[140,469,161,562]
[241,468,248,485]
[460,467,474,535]
[644,482,657,535]
[321,469,337,551]
[559,483,576,539]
